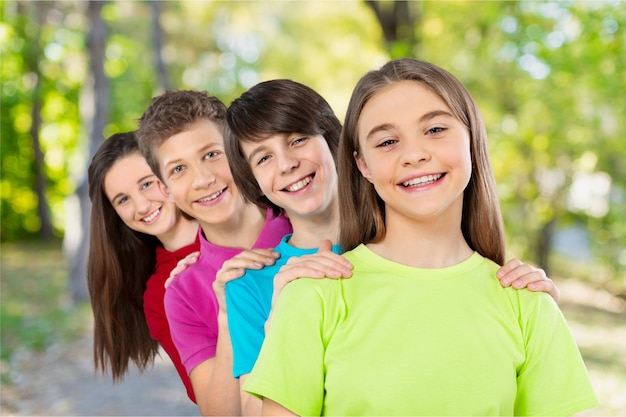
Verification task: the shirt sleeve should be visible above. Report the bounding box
[144,283,196,402]
[164,283,217,374]
[226,278,267,378]
[243,278,342,416]
[514,292,598,416]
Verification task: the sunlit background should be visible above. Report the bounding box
[1,1,624,415]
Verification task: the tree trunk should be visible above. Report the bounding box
[364,0,421,49]
[150,0,171,91]
[535,218,555,276]
[18,1,55,240]
[65,0,108,302]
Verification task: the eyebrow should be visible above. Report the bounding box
[162,144,214,171]
[109,174,155,204]
[109,193,122,204]
[421,109,455,123]
[245,144,269,165]
[136,174,155,185]
[365,109,455,141]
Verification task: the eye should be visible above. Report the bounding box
[171,165,184,175]
[204,150,220,160]
[426,126,446,135]
[256,154,272,166]
[115,195,129,206]
[377,138,398,148]
[140,180,154,191]
[292,136,309,146]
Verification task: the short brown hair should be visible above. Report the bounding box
[338,58,505,265]
[225,79,342,215]
[136,90,227,180]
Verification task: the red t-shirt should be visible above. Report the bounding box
[143,235,201,403]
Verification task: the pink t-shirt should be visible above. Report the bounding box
[164,208,292,374]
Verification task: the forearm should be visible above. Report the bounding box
[263,398,298,416]
[239,375,262,416]
[198,313,241,416]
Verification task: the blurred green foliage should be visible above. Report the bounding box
[1,1,624,288]
[0,240,89,383]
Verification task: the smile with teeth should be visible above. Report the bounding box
[197,189,224,203]
[285,175,312,192]
[141,208,160,222]
[402,173,444,187]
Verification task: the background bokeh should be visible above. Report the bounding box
[1,1,624,415]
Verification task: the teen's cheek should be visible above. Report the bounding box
[354,153,373,183]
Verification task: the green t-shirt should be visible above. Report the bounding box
[244,245,598,416]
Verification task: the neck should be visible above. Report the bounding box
[368,208,473,269]
[199,204,266,249]
[157,216,199,252]
[286,199,340,249]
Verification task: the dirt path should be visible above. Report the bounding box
[1,322,199,416]
[2,278,625,416]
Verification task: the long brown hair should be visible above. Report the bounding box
[87,131,160,380]
[225,79,342,216]
[338,58,505,265]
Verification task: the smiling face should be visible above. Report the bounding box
[355,80,472,225]
[155,119,246,227]
[103,152,179,238]
[241,132,338,221]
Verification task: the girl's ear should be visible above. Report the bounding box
[354,151,373,183]
[157,181,176,203]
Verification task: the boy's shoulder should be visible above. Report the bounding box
[167,255,216,295]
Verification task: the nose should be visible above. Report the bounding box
[135,193,152,215]
[277,150,300,174]
[401,138,430,167]
[191,165,216,190]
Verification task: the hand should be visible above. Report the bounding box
[265,240,352,332]
[165,251,200,288]
[213,248,279,314]
[267,240,352,325]
[496,258,560,302]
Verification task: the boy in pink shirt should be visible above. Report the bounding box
[136,90,291,415]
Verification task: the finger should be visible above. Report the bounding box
[221,257,268,272]
[318,239,333,252]
[499,263,540,286]
[286,251,352,270]
[182,251,200,263]
[283,259,352,278]
[175,252,200,270]
[527,279,560,302]
[185,251,200,259]
[238,248,280,259]
[278,265,328,280]
[232,248,279,265]
[216,267,246,285]
[496,258,523,279]
[510,265,547,287]
[168,264,188,281]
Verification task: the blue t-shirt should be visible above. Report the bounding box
[226,234,342,378]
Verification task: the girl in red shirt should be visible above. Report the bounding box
[87,131,199,402]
